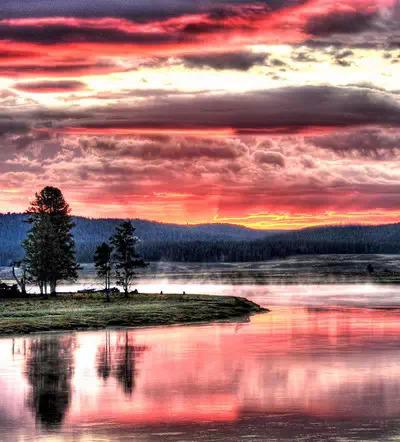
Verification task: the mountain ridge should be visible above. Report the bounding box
[1,213,400,264]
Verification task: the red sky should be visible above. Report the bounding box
[0,0,399,229]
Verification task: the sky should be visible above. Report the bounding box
[0,0,399,229]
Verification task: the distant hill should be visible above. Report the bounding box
[1,213,399,264]
[0,213,278,265]
[271,224,400,244]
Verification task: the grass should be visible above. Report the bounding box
[0,292,267,335]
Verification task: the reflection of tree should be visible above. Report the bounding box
[25,336,74,429]
[115,332,137,395]
[97,331,112,380]
[96,331,147,396]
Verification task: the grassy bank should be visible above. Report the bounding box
[0,292,267,335]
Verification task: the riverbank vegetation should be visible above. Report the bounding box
[0,292,266,335]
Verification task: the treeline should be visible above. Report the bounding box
[272,224,400,244]
[140,238,400,262]
[0,213,269,265]
[2,211,400,265]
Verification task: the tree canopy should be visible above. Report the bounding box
[23,187,79,295]
[111,221,146,296]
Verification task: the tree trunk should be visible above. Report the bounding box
[50,280,57,296]
[12,264,27,296]
[105,273,110,302]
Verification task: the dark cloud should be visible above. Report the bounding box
[332,49,354,67]
[291,51,318,63]
[309,129,400,160]
[12,131,52,150]
[59,86,400,134]
[82,136,247,161]
[0,23,179,45]
[305,10,377,36]
[0,119,29,136]
[0,61,117,78]
[14,80,86,93]
[0,49,35,59]
[0,1,297,21]
[182,51,267,71]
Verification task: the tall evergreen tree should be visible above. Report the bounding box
[23,187,79,295]
[110,221,146,296]
[94,242,113,302]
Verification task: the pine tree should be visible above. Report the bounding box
[94,242,113,302]
[110,221,146,296]
[23,187,79,295]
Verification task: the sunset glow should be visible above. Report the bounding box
[1,0,399,228]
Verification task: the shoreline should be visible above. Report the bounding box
[0,292,267,336]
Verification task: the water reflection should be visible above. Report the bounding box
[25,336,74,429]
[96,331,147,395]
[2,300,400,440]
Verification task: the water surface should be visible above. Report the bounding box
[2,260,400,441]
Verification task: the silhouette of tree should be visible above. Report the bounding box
[96,331,112,380]
[25,336,74,429]
[94,242,113,302]
[110,221,146,296]
[24,187,79,295]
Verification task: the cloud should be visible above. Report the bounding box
[14,80,86,93]
[0,0,398,227]
[253,150,285,167]
[53,86,400,134]
[0,0,393,83]
[0,1,289,21]
[0,119,29,135]
[331,49,354,67]
[82,136,247,160]
[0,20,178,45]
[305,10,378,36]
[308,129,400,160]
[0,58,117,78]
[182,51,267,71]
[0,49,34,59]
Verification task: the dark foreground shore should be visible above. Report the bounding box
[0,292,267,335]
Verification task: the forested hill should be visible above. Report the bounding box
[270,224,400,244]
[143,224,400,262]
[0,213,275,265]
[1,213,400,264]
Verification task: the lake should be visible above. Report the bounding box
[2,257,400,441]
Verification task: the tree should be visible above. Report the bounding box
[110,221,146,296]
[94,242,113,302]
[23,187,79,295]
[11,260,27,296]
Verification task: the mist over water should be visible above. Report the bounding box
[2,256,400,440]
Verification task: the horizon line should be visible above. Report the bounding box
[1,211,399,232]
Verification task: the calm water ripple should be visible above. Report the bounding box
[2,261,400,441]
